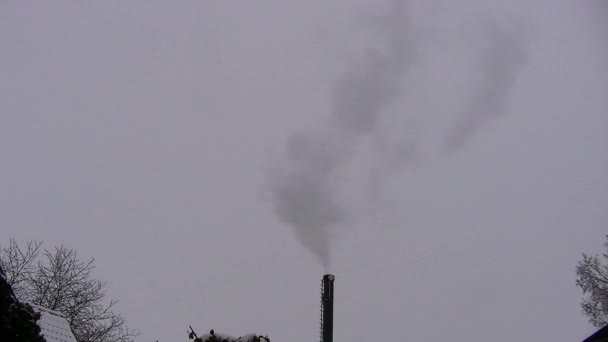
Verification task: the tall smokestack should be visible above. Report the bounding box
[320,274,335,342]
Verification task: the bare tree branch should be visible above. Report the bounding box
[0,239,42,298]
[1,241,138,342]
[576,235,608,327]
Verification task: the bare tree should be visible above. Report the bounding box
[0,240,137,342]
[576,235,608,327]
[1,240,42,299]
[0,264,45,342]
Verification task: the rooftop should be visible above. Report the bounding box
[29,303,78,342]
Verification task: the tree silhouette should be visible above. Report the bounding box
[1,240,136,342]
[577,235,608,327]
[0,264,45,342]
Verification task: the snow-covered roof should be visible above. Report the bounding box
[195,332,270,342]
[29,304,78,342]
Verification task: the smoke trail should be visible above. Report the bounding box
[444,17,529,151]
[269,1,531,268]
[270,0,415,268]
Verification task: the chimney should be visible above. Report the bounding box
[320,274,335,342]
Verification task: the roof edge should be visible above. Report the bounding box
[28,303,67,318]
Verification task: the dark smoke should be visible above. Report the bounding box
[270,0,414,268]
[269,1,530,268]
[444,17,529,151]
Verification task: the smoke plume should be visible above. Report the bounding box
[269,0,530,268]
[270,0,414,268]
[444,17,529,151]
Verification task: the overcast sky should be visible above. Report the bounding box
[1,1,607,342]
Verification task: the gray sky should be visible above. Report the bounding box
[1,1,607,342]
